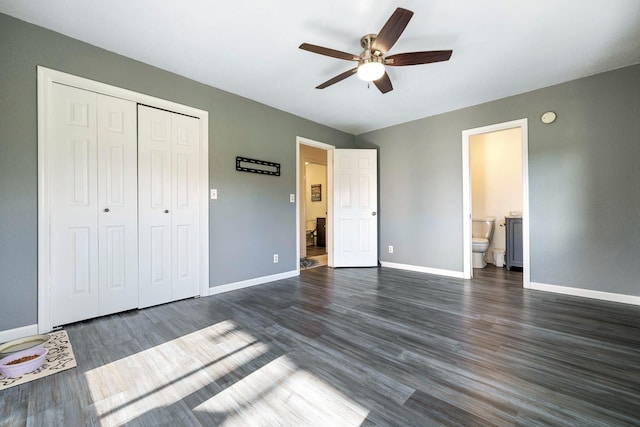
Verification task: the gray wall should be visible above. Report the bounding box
[357,64,640,296]
[0,13,355,331]
[2,12,638,334]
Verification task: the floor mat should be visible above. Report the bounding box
[0,330,77,390]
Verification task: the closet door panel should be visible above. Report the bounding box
[171,114,200,301]
[97,94,138,315]
[138,106,173,307]
[50,84,100,326]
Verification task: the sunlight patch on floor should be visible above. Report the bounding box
[194,354,370,426]
[84,320,268,425]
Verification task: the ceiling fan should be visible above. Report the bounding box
[299,7,452,94]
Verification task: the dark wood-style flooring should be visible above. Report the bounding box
[2,266,640,426]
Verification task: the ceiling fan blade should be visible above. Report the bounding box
[299,43,359,61]
[385,50,453,66]
[373,72,393,94]
[316,68,358,89]
[371,8,414,54]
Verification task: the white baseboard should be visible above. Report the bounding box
[527,282,640,306]
[380,261,465,279]
[208,270,299,296]
[0,324,39,344]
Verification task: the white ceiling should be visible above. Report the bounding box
[2,0,640,134]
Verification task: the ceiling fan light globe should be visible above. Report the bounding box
[357,62,385,82]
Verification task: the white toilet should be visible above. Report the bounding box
[472,218,495,268]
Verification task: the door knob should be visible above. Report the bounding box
[104,208,110,213]
[372,212,377,216]
[164,209,170,213]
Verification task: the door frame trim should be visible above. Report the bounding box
[37,66,210,333]
[296,137,335,269]
[461,118,530,285]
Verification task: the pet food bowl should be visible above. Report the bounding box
[0,347,48,378]
[0,334,49,358]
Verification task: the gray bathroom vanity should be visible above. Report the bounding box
[506,216,523,270]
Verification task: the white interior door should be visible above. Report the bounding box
[50,84,100,326]
[138,106,173,307]
[332,149,378,267]
[170,113,200,301]
[50,85,138,326]
[96,94,139,315]
[138,106,200,307]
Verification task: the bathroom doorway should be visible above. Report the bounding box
[462,119,530,285]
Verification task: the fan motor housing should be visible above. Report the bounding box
[361,33,384,54]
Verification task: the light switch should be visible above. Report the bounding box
[210,189,218,200]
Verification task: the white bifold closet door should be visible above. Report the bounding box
[138,105,200,308]
[50,84,138,326]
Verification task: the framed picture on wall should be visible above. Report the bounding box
[311,184,321,202]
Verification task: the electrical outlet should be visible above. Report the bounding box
[273,254,278,263]
[290,194,295,203]
[388,245,394,253]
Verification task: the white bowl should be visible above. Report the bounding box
[0,334,50,358]
[0,347,48,378]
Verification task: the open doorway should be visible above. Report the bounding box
[296,138,378,271]
[462,119,530,285]
[303,159,327,267]
[297,137,334,270]
[470,128,522,271]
